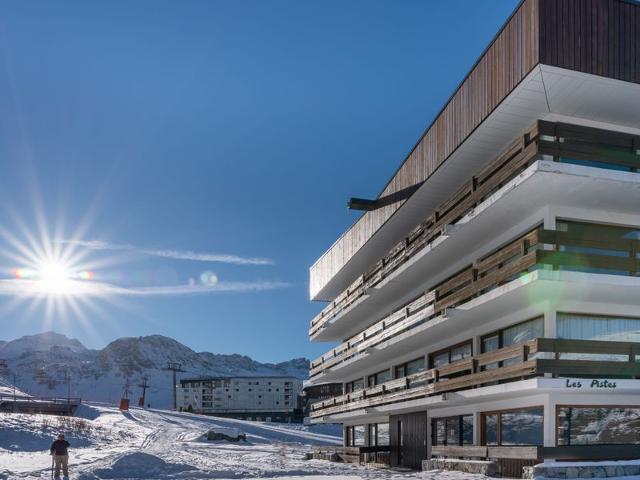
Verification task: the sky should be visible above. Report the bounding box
[0,0,520,362]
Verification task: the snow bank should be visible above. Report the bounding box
[92,452,196,478]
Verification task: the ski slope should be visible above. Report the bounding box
[0,403,489,479]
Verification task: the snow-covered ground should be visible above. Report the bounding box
[0,403,489,480]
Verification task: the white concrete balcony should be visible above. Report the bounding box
[310,156,640,342]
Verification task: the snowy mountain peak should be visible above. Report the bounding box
[0,331,88,358]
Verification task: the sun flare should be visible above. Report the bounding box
[38,260,72,295]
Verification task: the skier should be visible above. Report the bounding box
[49,432,70,479]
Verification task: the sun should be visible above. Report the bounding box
[38,260,72,295]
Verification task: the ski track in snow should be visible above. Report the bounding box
[0,403,490,480]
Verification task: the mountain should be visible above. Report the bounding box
[0,332,309,408]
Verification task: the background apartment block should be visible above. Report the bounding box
[307,0,640,476]
[178,376,303,423]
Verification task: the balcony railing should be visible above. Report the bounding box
[309,338,640,419]
[309,120,640,339]
[310,224,640,378]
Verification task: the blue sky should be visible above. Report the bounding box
[0,0,519,362]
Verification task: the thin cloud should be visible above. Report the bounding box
[0,278,291,297]
[64,240,275,266]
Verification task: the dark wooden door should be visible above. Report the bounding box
[390,411,427,469]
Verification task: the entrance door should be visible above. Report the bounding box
[390,412,427,469]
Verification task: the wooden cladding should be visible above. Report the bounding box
[311,0,640,302]
[539,0,640,83]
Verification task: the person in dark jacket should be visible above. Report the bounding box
[50,433,70,479]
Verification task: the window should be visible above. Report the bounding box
[367,423,389,446]
[429,342,472,376]
[482,408,543,446]
[394,357,425,379]
[481,317,543,370]
[553,220,640,276]
[345,378,365,393]
[367,369,391,387]
[432,416,473,446]
[558,406,640,445]
[558,313,640,343]
[346,426,365,446]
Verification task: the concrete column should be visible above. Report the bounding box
[544,308,557,339]
[543,309,557,378]
[543,206,556,230]
[473,411,482,445]
[426,412,432,459]
[543,396,556,447]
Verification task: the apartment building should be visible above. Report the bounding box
[307,0,640,476]
[177,376,303,423]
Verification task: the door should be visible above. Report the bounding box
[390,412,428,469]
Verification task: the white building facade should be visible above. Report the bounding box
[307,0,640,476]
[178,376,303,422]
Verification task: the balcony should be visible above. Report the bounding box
[310,224,640,380]
[309,120,640,341]
[309,338,640,420]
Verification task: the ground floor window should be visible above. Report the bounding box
[482,407,543,446]
[368,423,390,446]
[432,415,473,446]
[557,406,640,445]
[345,425,366,446]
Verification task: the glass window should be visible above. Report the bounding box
[353,425,365,446]
[433,352,450,368]
[432,415,473,446]
[484,408,543,446]
[462,415,473,445]
[482,334,499,353]
[430,343,472,369]
[503,317,544,346]
[433,418,446,446]
[451,344,472,363]
[501,408,543,445]
[406,358,425,375]
[446,418,460,445]
[368,369,391,386]
[485,414,498,446]
[394,357,424,379]
[377,423,389,446]
[558,313,640,343]
[558,407,640,445]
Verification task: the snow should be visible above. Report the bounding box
[0,403,491,479]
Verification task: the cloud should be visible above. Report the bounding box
[0,278,291,297]
[64,240,275,266]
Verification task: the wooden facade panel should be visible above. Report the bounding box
[539,0,640,83]
[310,0,541,299]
